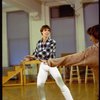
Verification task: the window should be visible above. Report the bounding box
[7,11,29,65]
[50,6,76,57]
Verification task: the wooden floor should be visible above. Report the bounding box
[3,82,98,100]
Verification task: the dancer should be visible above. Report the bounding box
[24,25,73,100]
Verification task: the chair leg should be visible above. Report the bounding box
[85,65,95,84]
[85,66,88,84]
[77,66,81,83]
[70,66,73,84]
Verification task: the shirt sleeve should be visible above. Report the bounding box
[32,43,38,58]
[48,44,98,67]
[50,40,56,58]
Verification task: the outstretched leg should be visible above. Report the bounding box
[49,66,73,100]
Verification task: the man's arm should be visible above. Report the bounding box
[47,44,98,67]
[22,43,39,62]
[50,40,56,58]
[47,51,85,67]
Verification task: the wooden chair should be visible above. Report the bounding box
[70,65,81,84]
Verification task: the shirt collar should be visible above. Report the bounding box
[41,37,51,43]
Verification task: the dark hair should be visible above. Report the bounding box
[40,25,51,34]
[87,24,99,40]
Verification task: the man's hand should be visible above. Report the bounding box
[41,60,48,65]
[20,57,30,63]
[24,57,30,61]
[21,55,36,62]
[25,55,36,60]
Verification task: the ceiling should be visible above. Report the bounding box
[2,0,98,20]
[2,0,98,13]
[2,0,98,8]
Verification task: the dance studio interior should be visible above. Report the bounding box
[2,0,99,100]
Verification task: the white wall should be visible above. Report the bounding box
[2,12,8,67]
[75,1,86,52]
[29,3,49,54]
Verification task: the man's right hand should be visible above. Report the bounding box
[20,57,30,63]
[21,55,36,62]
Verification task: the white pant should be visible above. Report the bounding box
[37,62,73,100]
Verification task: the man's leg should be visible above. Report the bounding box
[49,66,73,100]
[37,63,49,100]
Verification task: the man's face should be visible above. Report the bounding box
[42,28,50,38]
[89,35,98,44]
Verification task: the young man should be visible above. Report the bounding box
[24,25,73,100]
